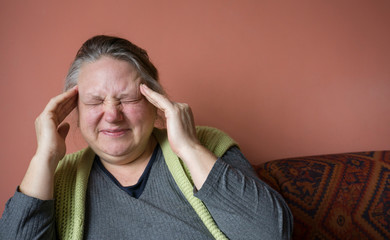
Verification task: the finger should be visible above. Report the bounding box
[45,86,78,113]
[178,104,197,134]
[183,104,196,127]
[56,93,78,124]
[45,86,78,124]
[140,84,173,112]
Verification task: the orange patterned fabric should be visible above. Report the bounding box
[255,151,390,240]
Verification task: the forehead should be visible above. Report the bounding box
[78,56,140,94]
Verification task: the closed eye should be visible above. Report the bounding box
[83,100,103,106]
[81,94,104,106]
[121,97,142,104]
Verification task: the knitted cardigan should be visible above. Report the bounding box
[54,126,237,240]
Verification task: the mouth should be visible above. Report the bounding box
[100,128,130,137]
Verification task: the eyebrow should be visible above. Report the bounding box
[118,92,140,99]
[82,93,140,100]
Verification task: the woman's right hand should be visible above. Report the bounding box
[20,86,78,200]
[34,86,79,164]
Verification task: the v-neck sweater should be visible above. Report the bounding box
[53,126,236,240]
[94,144,159,199]
[1,127,293,239]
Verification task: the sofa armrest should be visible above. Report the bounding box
[255,151,390,240]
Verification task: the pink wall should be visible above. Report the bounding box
[1,1,389,214]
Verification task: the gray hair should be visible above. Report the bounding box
[64,35,164,94]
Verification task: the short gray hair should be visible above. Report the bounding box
[64,35,164,94]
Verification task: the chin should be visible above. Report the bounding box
[102,144,134,157]
[86,141,131,159]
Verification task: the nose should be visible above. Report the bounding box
[103,100,124,123]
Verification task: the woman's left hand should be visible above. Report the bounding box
[140,84,199,158]
[140,84,217,189]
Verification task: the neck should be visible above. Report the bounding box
[99,137,157,186]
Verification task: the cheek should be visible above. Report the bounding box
[78,106,102,130]
[123,102,156,124]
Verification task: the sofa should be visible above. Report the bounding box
[255,151,390,240]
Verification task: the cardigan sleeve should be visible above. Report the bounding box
[0,189,56,240]
[194,146,293,240]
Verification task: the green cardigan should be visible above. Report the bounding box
[54,126,237,239]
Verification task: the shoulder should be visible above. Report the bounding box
[195,126,233,142]
[196,126,239,158]
[153,126,239,158]
[55,148,90,170]
[54,148,95,180]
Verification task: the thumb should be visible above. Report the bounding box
[58,122,70,140]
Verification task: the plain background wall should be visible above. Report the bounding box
[1,1,389,214]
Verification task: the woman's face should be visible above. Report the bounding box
[77,56,156,164]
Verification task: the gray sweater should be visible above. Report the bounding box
[0,146,292,239]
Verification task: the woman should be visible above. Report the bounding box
[0,35,292,239]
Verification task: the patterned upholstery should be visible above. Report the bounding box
[255,151,390,240]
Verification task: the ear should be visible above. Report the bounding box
[58,123,70,140]
[73,105,80,127]
[154,110,166,129]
